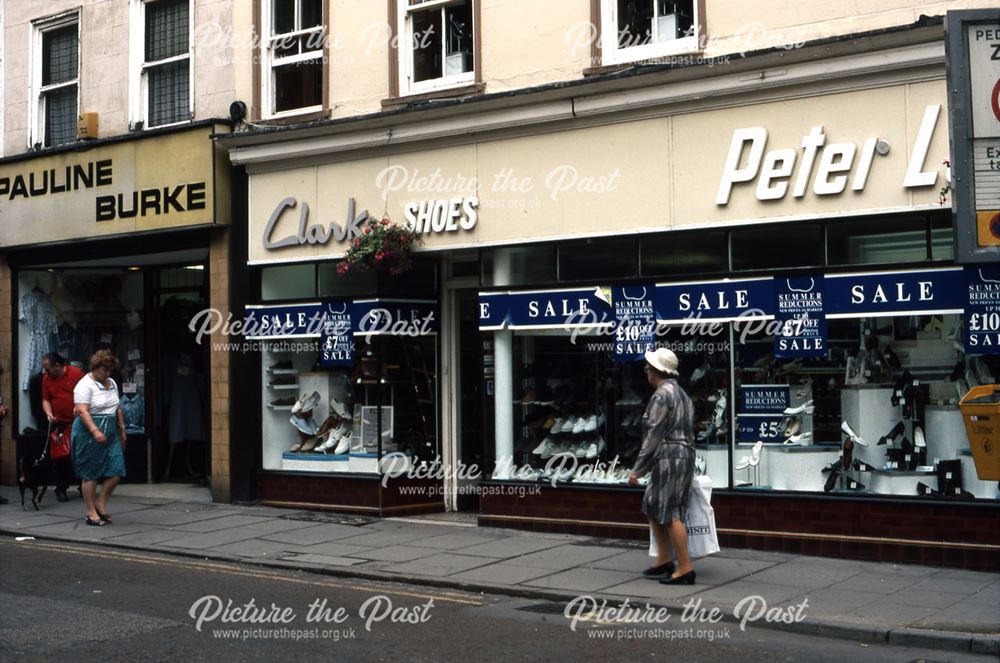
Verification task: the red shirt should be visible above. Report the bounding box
[42,365,85,422]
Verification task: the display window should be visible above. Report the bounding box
[17,269,145,433]
[481,265,1000,502]
[252,300,438,476]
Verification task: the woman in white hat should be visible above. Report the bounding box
[629,347,698,585]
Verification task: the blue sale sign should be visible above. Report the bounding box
[965,265,1000,355]
[612,284,657,363]
[739,385,790,414]
[319,300,355,368]
[737,414,787,443]
[774,275,827,358]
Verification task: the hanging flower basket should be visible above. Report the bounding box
[337,215,422,276]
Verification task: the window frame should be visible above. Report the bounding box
[129,0,194,130]
[396,0,477,96]
[599,0,702,67]
[260,0,327,120]
[29,10,80,149]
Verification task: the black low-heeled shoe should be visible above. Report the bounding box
[97,511,112,523]
[660,570,696,585]
[642,561,676,577]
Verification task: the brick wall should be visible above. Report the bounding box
[208,228,230,502]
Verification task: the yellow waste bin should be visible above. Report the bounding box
[959,385,1000,481]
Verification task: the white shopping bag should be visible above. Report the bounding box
[648,475,720,559]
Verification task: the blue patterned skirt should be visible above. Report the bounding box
[72,414,126,481]
[642,442,695,525]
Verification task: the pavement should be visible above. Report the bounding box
[1,484,997,657]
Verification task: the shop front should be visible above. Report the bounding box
[227,71,998,568]
[0,123,232,497]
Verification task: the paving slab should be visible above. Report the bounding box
[884,588,970,610]
[208,538,314,559]
[333,526,458,548]
[18,520,145,540]
[103,529,193,546]
[836,573,922,595]
[259,523,373,545]
[348,544,441,563]
[511,545,623,570]
[381,553,496,577]
[456,536,565,559]
[583,550,652,572]
[599,578,704,601]
[448,563,559,586]
[400,532,504,550]
[961,581,1000,606]
[285,553,367,567]
[681,579,808,609]
[169,514,276,532]
[294,541,378,558]
[774,587,885,617]
[742,559,862,589]
[523,568,638,592]
[157,528,266,549]
[120,508,243,527]
[907,575,998,595]
[852,601,939,624]
[0,513,78,529]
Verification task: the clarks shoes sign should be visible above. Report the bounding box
[0,125,228,248]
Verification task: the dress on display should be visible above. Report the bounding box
[121,392,145,433]
[162,351,204,443]
[20,290,58,390]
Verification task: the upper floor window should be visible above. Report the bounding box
[600,0,699,66]
[133,0,192,128]
[263,0,325,117]
[32,13,79,148]
[398,0,475,95]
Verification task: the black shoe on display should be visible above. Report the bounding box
[949,360,965,382]
[884,347,903,371]
[917,482,939,497]
[824,470,840,492]
[878,421,905,446]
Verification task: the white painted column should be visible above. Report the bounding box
[492,249,514,478]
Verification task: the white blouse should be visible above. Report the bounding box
[74,374,120,416]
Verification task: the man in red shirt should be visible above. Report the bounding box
[42,352,85,501]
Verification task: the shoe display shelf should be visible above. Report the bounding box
[865,467,936,496]
[841,384,904,471]
[282,452,350,473]
[766,445,841,491]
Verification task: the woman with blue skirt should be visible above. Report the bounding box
[72,350,127,526]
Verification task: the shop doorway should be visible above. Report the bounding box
[148,266,210,483]
[450,287,485,512]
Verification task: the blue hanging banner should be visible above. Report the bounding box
[478,292,509,330]
[611,284,657,362]
[319,300,355,368]
[243,303,325,339]
[655,277,773,324]
[505,287,613,329]
[774,274,827,358]
[825,268,965,318]
[965,265,1000,354]
[352,299,438,336]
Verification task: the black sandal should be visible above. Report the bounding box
[97,511,112,523]
[85,516,106,526]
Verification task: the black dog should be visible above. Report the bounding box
[18,454,48,510]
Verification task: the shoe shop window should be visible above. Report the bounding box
[600,0,700,67]
[256,302,438,475]
[485,322,731,489]
[734,312,997,500]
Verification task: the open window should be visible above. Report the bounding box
[397,0,475,95]
[31,12,79,148]
[262,0,326,117]
[600,0,700,66]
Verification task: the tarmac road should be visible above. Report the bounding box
[0,538,992,662]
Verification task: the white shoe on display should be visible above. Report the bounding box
[783,432,812,446]
[315,429,339,453]
[329,397,351,419]
[582,415,598,433]
[550,418,566,434]
[841,421,867,447]
[532,438,553,455]
[712,392,727,428]
[914,426,926,449]
[695,456,706,475]
[334,432,352,455]
[572,416,588,434]
[562,416,579,433]
[539,441,556,459]
[783,399,814,416]
[584,442,598,459]
[735,441,764,470]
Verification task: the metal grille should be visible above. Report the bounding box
[44,85,77,147]
[148,59,189,127]
[43,25,77,85]
[145,0,188,61]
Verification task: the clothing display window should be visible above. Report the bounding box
[16,270,145,433]
[254,301,439,476]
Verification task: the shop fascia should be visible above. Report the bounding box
[716,104,945,205]
[261,194,479,250]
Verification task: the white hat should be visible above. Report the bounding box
[644,348,679,376]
